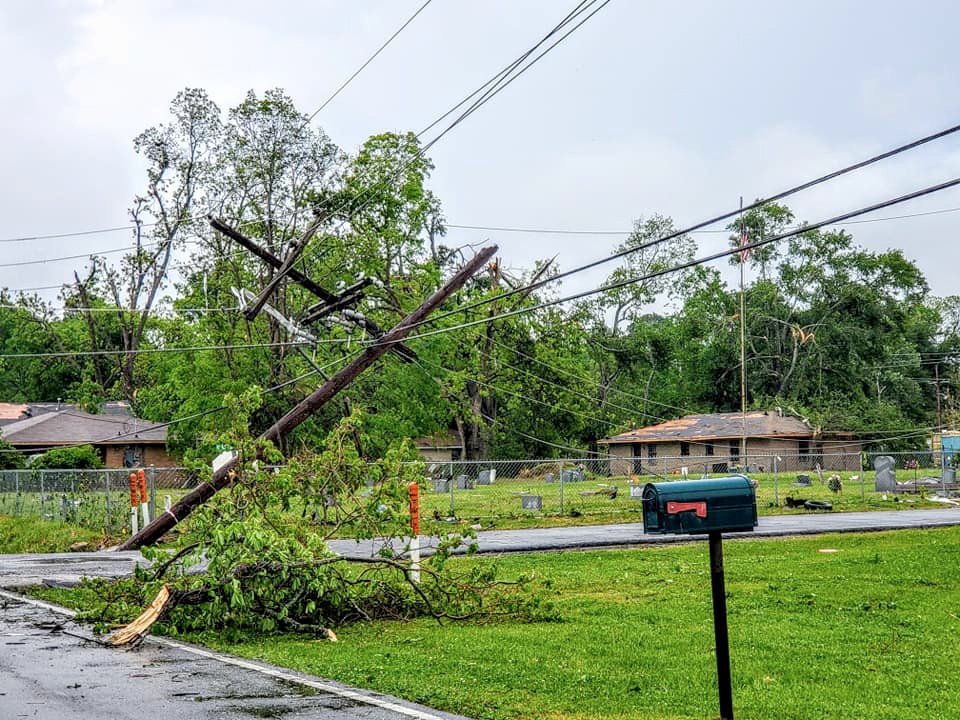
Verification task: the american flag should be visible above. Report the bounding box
[739,228,750,262]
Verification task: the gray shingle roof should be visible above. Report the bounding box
[0,409,166,446]
[600,411,811,444]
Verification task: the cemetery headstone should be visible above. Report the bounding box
[456,474,474,490]
[478,469,496,485]
[874,455,896,492]
[521,494,542,511]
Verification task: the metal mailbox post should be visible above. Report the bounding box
[642,477,758,720]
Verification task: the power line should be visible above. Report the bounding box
[379,176,960,345]
[305,0,435,123]
[406,123,960,333]
[0,1,608,297]
[445,204,960,237]
[0,340,334,361]
[0,5,435,252]
[0,352,361,455]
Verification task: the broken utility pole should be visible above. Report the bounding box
[208,215,416,363]
[120,243,498,550]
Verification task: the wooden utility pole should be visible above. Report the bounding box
[120,244,498,550]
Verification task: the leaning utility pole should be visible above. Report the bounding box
[120,244,498,550]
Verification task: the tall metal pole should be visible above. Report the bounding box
[738,198,748,469]
[120,245,498,550]
[709,531,734,720]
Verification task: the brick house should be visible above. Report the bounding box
[599,410,861,475]
[0,404,176,468]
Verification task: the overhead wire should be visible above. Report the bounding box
[305,0,435,124]
[0,350,362,455]
[1,0,611,314]
[444,204,960,237]
[383,176,960,345]
[400,122,960,333]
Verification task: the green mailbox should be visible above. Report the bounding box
[642,476,757,535]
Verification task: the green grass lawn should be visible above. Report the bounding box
[2,467,950,535]
[35,525,960,719]
[0,515,103,553]
[415,469,948,531]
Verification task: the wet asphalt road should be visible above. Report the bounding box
[0,592,471,720]
[327,506,960,558]
[2,508,960,718]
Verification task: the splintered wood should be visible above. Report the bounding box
[106,583,172,646]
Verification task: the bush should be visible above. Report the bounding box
[0,438,25,469]
[31,445,104,470]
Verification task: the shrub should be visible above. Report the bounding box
[0,438,25,469]
[31,445,104,470]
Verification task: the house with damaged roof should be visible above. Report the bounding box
[0,402,176,468]
[599,410,861,475]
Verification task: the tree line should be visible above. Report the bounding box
[1,88,957,460]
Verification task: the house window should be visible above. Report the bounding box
[705,442,714,456]
[648,444,658,464]
[680,442,690,457]
[729,440,740,461]
[632,443,643,474]
[798,440,809,461]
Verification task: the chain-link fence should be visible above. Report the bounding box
[0,467,199,533]
[2,451,955,531]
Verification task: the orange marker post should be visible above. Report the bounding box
[129,473,139,535]
[137,469,150,526]
[408,482,421,584]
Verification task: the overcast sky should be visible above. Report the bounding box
[2,0,959,310]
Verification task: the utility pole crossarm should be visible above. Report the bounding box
[243,215,325,320]
[208,216,338,303]
[119,244,498,550]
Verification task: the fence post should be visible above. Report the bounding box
[39,471,45,521]
[448,462,455,515]
[773,455,779,506]
[104,471,113,535]
[857,453,867,501]
[14,472,20,516]
[558,461,564,515]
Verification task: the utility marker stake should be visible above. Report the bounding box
[409,482,421,584]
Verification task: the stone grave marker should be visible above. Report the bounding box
[874,455,896,492]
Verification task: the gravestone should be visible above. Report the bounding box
[794,474,811,486]
[478,469,497,485]
[561,469,585,483]
[874,455,896,492]
[545,472,554,484]
[456,474,474,490]
[521,494,542,510]
[434,479,450,493]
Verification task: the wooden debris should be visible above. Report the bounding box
[105,584,172,646]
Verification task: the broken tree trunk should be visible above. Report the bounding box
[119,244,498,550]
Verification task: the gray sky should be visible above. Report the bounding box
[2,0,959,309]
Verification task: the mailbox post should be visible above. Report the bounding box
[709,531,733,719]
[642,476,757,720]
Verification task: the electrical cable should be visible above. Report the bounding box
[387,176,960,344]
[444,204,960,237]
[0,350,361,454]
[305,0,435,124]
[0,340,339,361]
[404,124,960,333]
